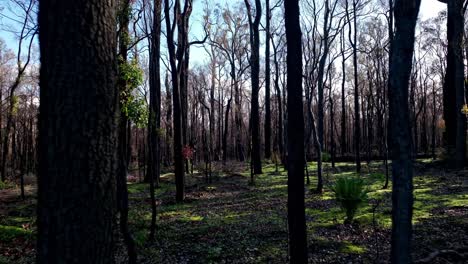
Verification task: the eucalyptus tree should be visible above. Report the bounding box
[387,0,421,262]
[37,0,118,262]
[284,0,308,261]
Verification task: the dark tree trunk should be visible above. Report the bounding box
[147,0,162,241]
[272,37,284,160]
[117,1,137,262]
[284,0,308,261]
[245,0,262,174]
[37,0,118,262]
[223,96,232,162]
[164,0,186,202]
[441,0,465,167]
[264,0,272,160]
[448,0,467,168]
[340,30,347,156]
[165,74,173,166]
[388,0,420,262]
[346,0,361,172]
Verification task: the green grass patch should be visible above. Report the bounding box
[340,241,367,254]
[0,225,32,242]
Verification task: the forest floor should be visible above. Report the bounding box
[0,160,467,263]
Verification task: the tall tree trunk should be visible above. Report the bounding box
[441,0,458,165]
[164,0,186,202]
[264,0,272,160]
[284,0,308,261]
[272,38,284,161]
[245,0,262,175]
[117,1,137,262]
[147,0,162,241]
[448,0,467,168]
[388,0,420,262]
[346,0,361,172]
[37,0,118,262]
[340,30,347,156]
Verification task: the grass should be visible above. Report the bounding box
[0,159,466,263]
[0,225,32,242]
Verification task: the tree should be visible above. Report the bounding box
[387,0,421,262]
[439,0,466,168]
[164,0,188,202]
[1,0,36,182]
[147,0,162,241]
[284,0,308,261]
[37,0,118,262]
[345,0,362,173]
[245,0,262,175]
[116,1,138,261]
[264,0,272,160]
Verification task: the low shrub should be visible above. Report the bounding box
[331,177,368,224]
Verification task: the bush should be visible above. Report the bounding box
[331,177,368,224]
[0,180,13,190]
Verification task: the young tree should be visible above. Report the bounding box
[1,0,36,182]
[284,0,308,262]
[37,0,118,262]
[387,0,421,262]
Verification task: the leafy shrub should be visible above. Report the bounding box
[0,180,13,190]
[331,177,368,224]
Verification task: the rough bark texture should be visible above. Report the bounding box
[284,0,308,262]
[388,0,420,262]
[37,0,118,263]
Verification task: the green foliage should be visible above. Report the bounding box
[126,96,148,128]
[331,177,368,224]
[0,225,31,242]
[118,58,147,126]
[118,58,143,94]
[0,180,13,190]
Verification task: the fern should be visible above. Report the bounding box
[331,177,368,224]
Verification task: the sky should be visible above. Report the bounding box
[0,0,447,63]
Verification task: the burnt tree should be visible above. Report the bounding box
[37,0,118,262]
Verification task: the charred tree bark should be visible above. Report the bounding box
[284,0,308,261]
[164,0,186,202]
[37,0,118,262]
[147,0,162,241]
[388,0,420,262]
